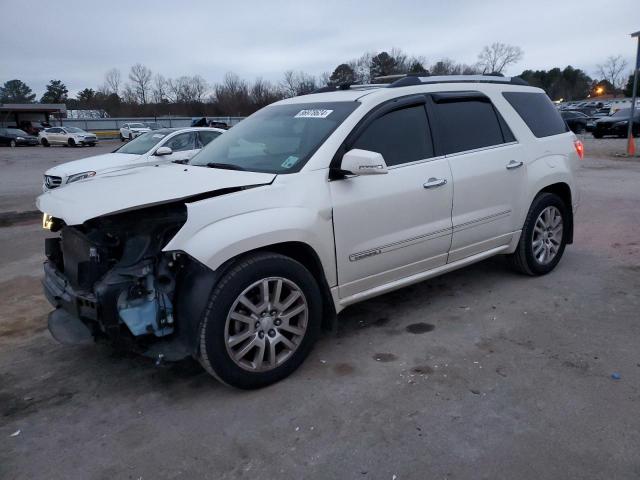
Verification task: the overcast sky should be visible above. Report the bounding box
[1,0,638,97]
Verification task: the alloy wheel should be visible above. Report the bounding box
[224,277,308,372]
[532,206,563,265]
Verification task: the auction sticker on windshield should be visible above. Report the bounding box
[294,109,333,119]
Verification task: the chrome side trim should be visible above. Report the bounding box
[339,245,510,307]
[349,226,452,262]
[452,210,511,233]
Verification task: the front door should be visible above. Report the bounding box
[330,101,453,299]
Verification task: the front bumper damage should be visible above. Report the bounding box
[41,205,201,361]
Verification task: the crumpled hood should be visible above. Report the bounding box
[44,153,141,177]
[37,163,276,225]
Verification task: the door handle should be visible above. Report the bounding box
[506,160,524,170]
[423,177,447,189]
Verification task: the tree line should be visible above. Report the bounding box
[1,44,637,118]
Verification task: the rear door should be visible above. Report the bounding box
[330,97,453,299]
[428,92,527,262]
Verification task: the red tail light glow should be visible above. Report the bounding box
[574,139,584,160]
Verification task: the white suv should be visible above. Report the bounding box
[119,122,151,141]
[38,75,582,389]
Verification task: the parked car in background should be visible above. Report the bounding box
[120,122,151,141]
[37,76,581,389]
[592,108,640,138]
[38,127,97,147]
[586,112,609,132]
[19,120,51,136]
[561,111,588,133]
[0,127,39,147]
[42,127,225,190]
[145,122,162,130]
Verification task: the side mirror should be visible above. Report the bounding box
[340,149,388,175]
[155,146,173,156]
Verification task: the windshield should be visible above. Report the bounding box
[7,128,29,136]
[190,102,359,173]
[116,131,168,155]
[611,109,630,117]
[65,127,84,133]
[129,123,146,128]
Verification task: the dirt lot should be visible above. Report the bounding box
[1,137,639,479]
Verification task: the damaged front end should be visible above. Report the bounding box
[42,203,204,360]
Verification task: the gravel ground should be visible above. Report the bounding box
[0,136,639,479]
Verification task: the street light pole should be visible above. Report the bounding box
[627,30,640,156]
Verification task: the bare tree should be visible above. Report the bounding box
[166,76,188,103]
[250,78,283,109]
[104,68,121,95]
[214,72,251,115]
[477,42,523,74]
[121,84,138,104]
[128,63,153,104]
[280,70,317,97]
[597,55,629,91]
[188,75,209,103]
[152,74,168,103]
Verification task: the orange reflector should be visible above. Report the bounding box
[628,135,636,156]
[574,139,584,160]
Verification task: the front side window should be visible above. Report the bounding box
[164,132,197,152]
[190,102,359,173]
[431,98,507,154]
[503,92,569,138]
[351,105,434,166]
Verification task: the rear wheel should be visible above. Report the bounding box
[198,252,322,389]
[507,192,569,276]
[41,138,50,147]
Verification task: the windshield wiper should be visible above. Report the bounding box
[205,162,247,171]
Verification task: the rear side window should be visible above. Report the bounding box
[198,130,221,147]
[352,105,434,166]
[503,92,569,137]
[431,99,508,154]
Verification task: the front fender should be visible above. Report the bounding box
[165,206,337,287]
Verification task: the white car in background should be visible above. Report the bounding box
[42,127,224,190]
[39,127,98,147]
[120,122,151,141]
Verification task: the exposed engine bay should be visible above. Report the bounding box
[42,203,213,360]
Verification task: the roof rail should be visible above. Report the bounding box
[387,74,529,88]
[310,83,386,94]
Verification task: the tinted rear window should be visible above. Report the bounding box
[503,92,569,137]
[432,99,507,154]
[352,105,434,166]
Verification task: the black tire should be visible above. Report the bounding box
[507,192,569,276]
[41,138,50,147]
[68,138,76,147]
[89,143,96,147]
[128,133,133,140]
[120,134,125,142]
[9,139,16,148]
[592,133,602,139]
[198,252,322,389]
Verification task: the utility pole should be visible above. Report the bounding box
[627,30,640,156]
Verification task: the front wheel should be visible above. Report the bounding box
[68,138,76,147]
[9,139,16,148]
[507,192,569,276]
[41,138,50,147]
[198,252,322,389]
[120,134,125,142]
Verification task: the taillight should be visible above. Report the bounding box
[574,139,584,160]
